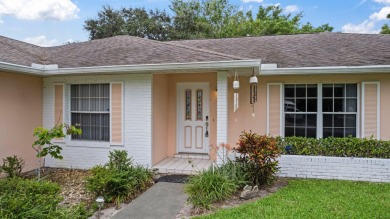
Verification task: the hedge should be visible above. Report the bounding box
[277,136,390,159]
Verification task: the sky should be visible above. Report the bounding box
[0,0,389,47]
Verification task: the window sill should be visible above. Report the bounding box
[66,140,111,148]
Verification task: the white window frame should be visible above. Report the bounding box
[282,83,360,138]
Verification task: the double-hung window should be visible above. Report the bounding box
[284,83,358,138]
[71,84,110,141]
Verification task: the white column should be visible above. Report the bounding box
[217,71,228,165]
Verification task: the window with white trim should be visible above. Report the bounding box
[284,83,358,138]
[71,84,110,141]
[322,84,357,138]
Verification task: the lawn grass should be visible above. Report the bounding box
[196,179,390,219]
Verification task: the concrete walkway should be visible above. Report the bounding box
[112,182,188,219]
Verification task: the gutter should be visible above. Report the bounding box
[261,65,390,75]
[0,60,261,76]
[44,60,262,76]
[0,61,43,75]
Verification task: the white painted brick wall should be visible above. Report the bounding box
[43,74,153,169]
[216,71,228,165]
[278,155,390,182]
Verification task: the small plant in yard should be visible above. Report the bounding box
[32,123,81,179]
[235,131,281,186]
[86,150,153,209]
[0,155,24,178]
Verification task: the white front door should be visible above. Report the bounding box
[177,82,210,153]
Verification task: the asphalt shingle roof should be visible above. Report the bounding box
[0,32,389,68]
[174,32,390,68]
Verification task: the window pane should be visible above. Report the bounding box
[285,127,294,137]
[284,99,296,112]
[71,85,79,97]
[323,128,332,138]
[307,128,316,138]
[323,114,332,127]
[323,99,333,112]
[307,114,317,128]
[307,84,317,97]
[334,115,344,127]
[322,85,333,97]
[295,128,305,137]
[285,114,295,126]
[71,98,79,111]
[345,128,356,137]
[334,84,345,97]
[296,85,306,98]
[345,115,356,128]
[80,85,90,97]
[80,98,90,111]
[295,99,306,112]
[90,84,99,98]
[346,99,357,112]
[295,114,306,127]
[307,99,317,112]
[285,85,294,98]
[333,128,344,137]
[101,84,110,98]
[346,84,357,97]
[334,99,345,112]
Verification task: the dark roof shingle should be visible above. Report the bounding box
[0,33,389,68]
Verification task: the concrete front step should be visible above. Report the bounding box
[153,157,213,175]
[174,153,210,160]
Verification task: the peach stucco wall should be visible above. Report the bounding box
[0,72,43,172]
[152,74,169,164]
[227,73,390,146]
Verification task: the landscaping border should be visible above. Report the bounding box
[278,155,390,182]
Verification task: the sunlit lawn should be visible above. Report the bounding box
[196,179,390,219]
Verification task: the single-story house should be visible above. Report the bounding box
[0,32,389,172]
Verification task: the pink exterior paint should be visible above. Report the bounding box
[0,71,43,172]
[363,83,379,138]
[268,84,281,136]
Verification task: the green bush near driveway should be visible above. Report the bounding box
[278,136,390,158]
[196,179,390,219]
[0,177,89,219]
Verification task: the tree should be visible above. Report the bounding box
[84,1,334,41]
[32,123,81,179]
[380,13,390,34]
[84,6,172,40]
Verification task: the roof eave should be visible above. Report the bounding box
[261,65,390,75]
[43,59,262,76]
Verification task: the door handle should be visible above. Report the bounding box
[205,116,209,138]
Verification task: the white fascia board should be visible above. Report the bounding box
[0,61,43,75]
[261,65,390,75]
[44,60,262,76]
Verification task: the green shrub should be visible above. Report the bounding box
[86,150,153,209]
[278,136,390,158]
[235,131,281,186]
[0,155,24,178]
[0,177,89,219]
[185,168,238,209]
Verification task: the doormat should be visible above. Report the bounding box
[157,174,190,184]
